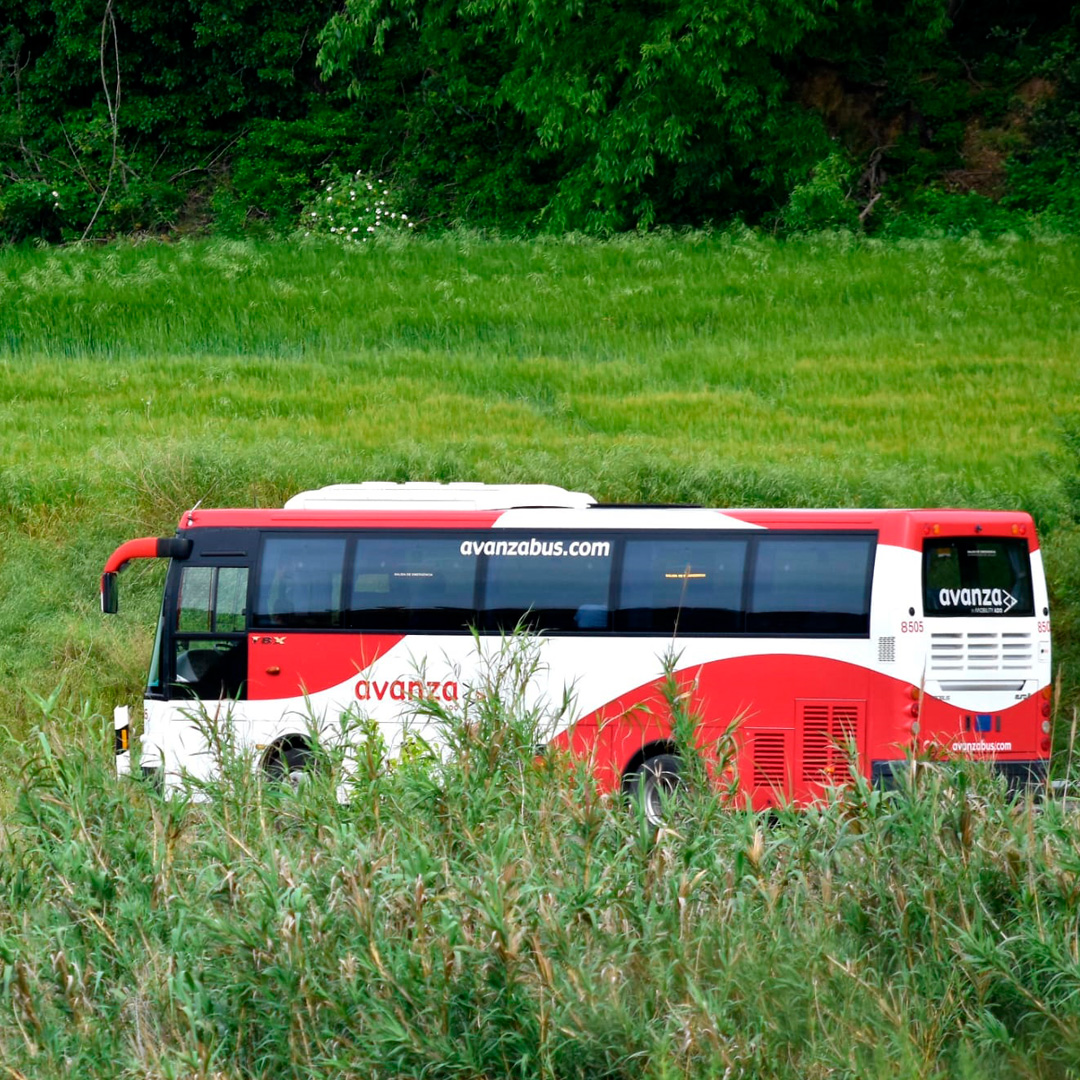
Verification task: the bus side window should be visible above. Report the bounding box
[617,537,746,634]
[349,535,476,632]
[747,535,874,636]
[481,536,613,633]
[177,567,213,631]
[215,567,248,631]
[253,537,346,629]
[176,566,250,633]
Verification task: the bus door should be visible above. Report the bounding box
[167,534,256,702]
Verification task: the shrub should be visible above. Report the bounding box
[299,169,416,242]
[776,152,860,233]
[0,179,64,243]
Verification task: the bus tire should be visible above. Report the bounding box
[264,740,314,788]
[625,753,682,827]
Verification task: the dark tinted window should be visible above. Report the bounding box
[349,535,477,631]
[617,537,747,633]
[748,535,874,635]
[253,536,346,628]
[172,638,246,700]
[480,535,614,632]
[923,537,1034,617]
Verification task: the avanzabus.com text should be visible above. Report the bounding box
[459,538,611,558]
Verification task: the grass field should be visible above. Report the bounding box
[2,230,1080,1075]
[1,231,1078,727]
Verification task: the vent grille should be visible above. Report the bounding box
[929,631,1034,674]
[799,701,863,785]
[753,731,788,788]
[878,636,896,663]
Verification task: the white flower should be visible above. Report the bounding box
[311,212,317,218]
[51,190,58,197]
[401,214,407,220]
[408,222,414,228]
[367,226,375,232]
[351,227,359,233]
[367,183,373,190]
[326,196,333,202]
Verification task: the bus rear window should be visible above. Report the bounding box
[923,537,1034,617]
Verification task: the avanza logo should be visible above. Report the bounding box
[938,587,1017,613]
[356,678,459,703]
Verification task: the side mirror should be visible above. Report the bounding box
[101,572,118,614]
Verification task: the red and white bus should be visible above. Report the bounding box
[101,483,1052,813]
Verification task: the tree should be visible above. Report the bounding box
[318,0,860,229]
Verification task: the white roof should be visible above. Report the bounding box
[284,482,596,511]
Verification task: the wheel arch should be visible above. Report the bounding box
[260,732,313,774]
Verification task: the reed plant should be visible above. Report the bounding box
[2,647,1079,1078]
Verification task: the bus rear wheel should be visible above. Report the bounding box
[625,753,682,827]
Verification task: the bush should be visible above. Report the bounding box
[0,179,64,243]
[299,168,416,242]
[776,152,860,233]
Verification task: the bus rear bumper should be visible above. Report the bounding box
[872,757,1048,792]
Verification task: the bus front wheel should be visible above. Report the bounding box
[264,740,314,788]
[625,753,682,827]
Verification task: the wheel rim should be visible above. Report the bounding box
[643,771,676,827]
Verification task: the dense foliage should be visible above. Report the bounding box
[1,0,1078,238]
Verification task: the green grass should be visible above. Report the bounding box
[2,230,1080,1077]
[2,231,1078,732]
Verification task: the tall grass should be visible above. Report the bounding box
[2,653,1079,1078]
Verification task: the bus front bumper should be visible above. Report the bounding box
[114,705,132,776]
